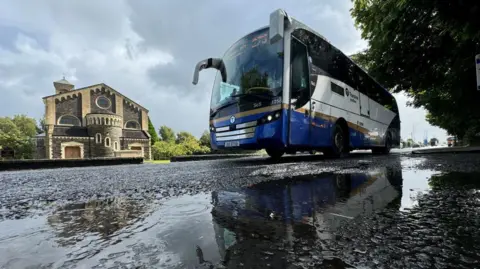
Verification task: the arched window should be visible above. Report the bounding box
[125,120,140,129]
[95,133,102,144]
[58,115,81,126]
[105,137,111,147]
[114,141,119,150]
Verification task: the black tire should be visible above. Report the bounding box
[324,124,348,158]
[266,148,284,159]
[372,132,392,154]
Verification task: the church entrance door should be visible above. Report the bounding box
[65,146,81,159]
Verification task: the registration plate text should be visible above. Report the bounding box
[224,141,240,147]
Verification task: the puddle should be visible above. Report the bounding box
[400,169,436,211]
[2,167,480,268]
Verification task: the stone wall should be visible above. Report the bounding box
[120,139,150,160]
[144,144,151,160]
[90,90,116,114]
[35,138,46,159]
[52,138,92,159]
[88,125,122,158]
[123,102,142,126]
[114,150,143,158]
[55,95,82,124]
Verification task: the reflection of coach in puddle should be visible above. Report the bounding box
[209,165,403,268]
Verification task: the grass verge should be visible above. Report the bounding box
[145,160,170,164]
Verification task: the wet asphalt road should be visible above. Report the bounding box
[1,152,480,268]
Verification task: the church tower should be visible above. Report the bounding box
[53,77,75,94]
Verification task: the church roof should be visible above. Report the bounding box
[43,83,149,113]
[54,78,73,85]
[122,130,149,139]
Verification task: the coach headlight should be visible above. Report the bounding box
[258,110,282,124]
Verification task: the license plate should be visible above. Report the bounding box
[224,141,240,147]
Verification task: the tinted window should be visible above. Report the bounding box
[290,38,310,109]
[293,28,398,113]
[210,28,283,110]
[354,67,368,95]
[331,82,345,96]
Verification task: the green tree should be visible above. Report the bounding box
[152,141,187,160]
[351,0,480,139]
[151,131,210,160]
[148,117,159,145]
[406,138,414,148]
[0,115,37,159]
[199,130,211,148]
[176,131,197,144]
[159,125,176,142]
[36,117,46,134]
[349,50,372,71]
[12,115,37,138]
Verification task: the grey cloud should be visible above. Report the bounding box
[127,0,274,98]
[1,0,441,139]
[127,0,363,99]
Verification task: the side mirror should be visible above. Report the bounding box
[192,58,227,85]
[269,9,292,44]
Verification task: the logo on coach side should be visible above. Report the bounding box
[230,116,236,124]
[345,89,350,97]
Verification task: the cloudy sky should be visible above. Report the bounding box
[0,0,447,143]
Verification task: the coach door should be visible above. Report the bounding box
[359,93,370,117]
[288,37,312,146]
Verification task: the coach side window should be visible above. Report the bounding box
[290,38,310,108]
[391,96,399,114]
[355,67,368,95]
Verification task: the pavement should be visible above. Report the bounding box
[412,145,480,154]
[170,153,259,162]
[1,152,480,268]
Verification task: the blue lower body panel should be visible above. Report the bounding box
[210,107,375,152]
[210,110,285,150]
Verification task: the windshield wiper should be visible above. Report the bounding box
[210,101,238,118]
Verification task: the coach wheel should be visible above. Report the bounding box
[324,124,348,158]
[266,148,284,160]
[373,132,392,154]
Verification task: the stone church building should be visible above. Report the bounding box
[36,78,151,160]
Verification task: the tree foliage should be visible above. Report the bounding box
[405,138,415,147]
[159,125,176,143]
[12,115,37,138]
[151,128,210,160]
[148,117,159,145]
[176,131,197,144]
[0,115,37,159]
[199,130,211,148]
[36,115,47,135]
[351,0,480,138]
